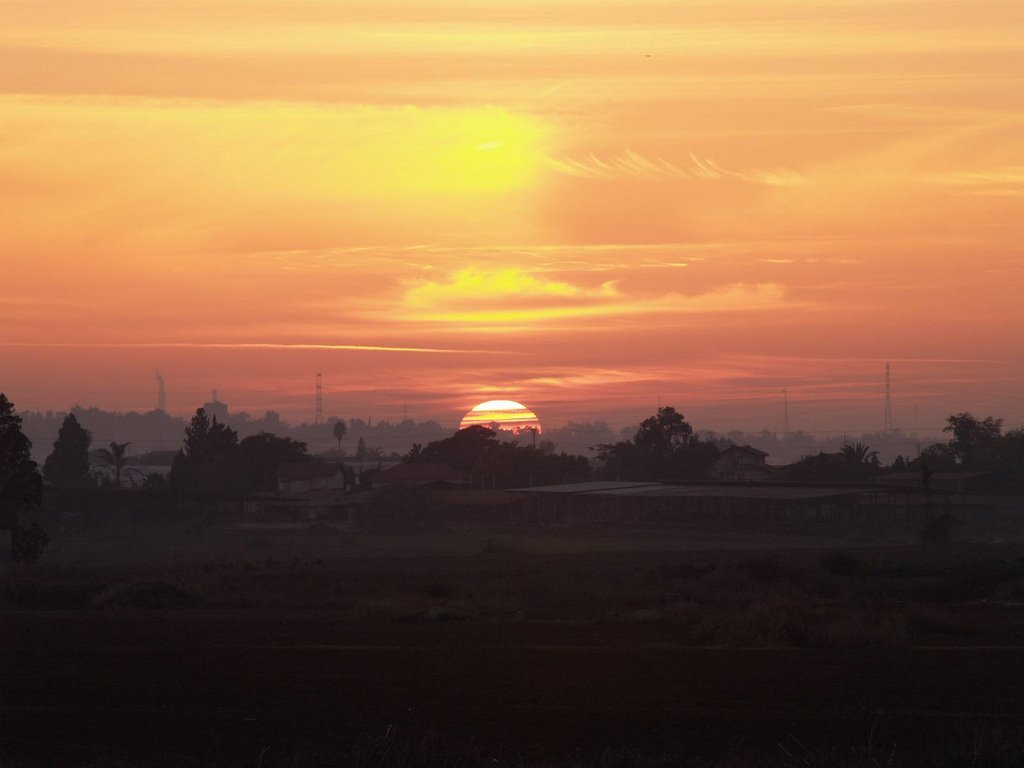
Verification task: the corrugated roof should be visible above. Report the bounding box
[378,462,461,485]
[277,462,341,480]
[507,480,662,494]
[592,484,871,500]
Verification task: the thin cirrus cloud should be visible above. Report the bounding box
[395,268,793,328]
[1,0,1022,427]
[548,150,804,186]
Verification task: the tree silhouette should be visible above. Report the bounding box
[635,407,694,452]
[332,419,348,459]
[596,407,717,481]
[0,393,43,529]
[42,413,92,487]
[840,442,879,481]
[93,441,131,488]
[407,425,499,471]
[169,408,240,492]
[943,412,1002,469]
[238,432,309,493]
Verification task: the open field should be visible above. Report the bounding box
[7,524,1024,765]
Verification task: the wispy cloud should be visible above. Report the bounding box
[396,269,795,328]
[548,149,804,186]
[930,166,1024,197]
[405,268,619,310]
[0,342,507,355]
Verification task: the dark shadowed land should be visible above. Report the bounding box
[7,522,1024,767]
[6,402,1024,765]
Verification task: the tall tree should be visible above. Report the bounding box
[238,432,309,493]
[634,407,694,453]
[169,408,240,492]
[596,407,717,481]
[405,425,499,471]
[42,412,92,487]
[0,393,43,528]
[93,441,131,488]
[943,413,1002,469]
[332,419,348,459]
[840,442,880,481]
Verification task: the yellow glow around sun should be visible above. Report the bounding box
[459,400,543,434]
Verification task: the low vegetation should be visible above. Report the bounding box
[8,528,1024,649]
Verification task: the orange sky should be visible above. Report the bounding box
[2,0,1022,435]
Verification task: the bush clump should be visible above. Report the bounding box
[819,551,865,577]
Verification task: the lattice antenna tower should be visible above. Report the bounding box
[884,363,893,434]
[315,373,324,425]
[155,369,166,412]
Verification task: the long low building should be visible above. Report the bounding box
[507,480,897,529]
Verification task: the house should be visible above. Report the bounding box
[247,488,363,525]
[875,471,993,493]
[709,445,775,482]
[373,462,462,488]
[507,480,875,528]
[277,462,348,495]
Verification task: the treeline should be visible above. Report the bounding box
[17,404,936,466]
[405,426,590,488]
[16,406,450,463]
[14,406,315,495]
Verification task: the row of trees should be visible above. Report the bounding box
[20,405,318,494]
[14,397,1024,499]
[916,413,1024,479]
[168,409,310,494]
[402,407,1024,487]
[594,407,720,481]
[406,425,590,487]
[0,394,48,563]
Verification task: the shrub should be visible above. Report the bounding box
[12,523,49,565]
[819,551,865,577]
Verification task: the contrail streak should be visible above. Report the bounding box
[0,342,508,355]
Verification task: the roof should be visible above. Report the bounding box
[509,481,663,494]
[277,462,342,481]
[433,489,516,506]
[377,462,461,485]
[719,445,769,457]
[510,480,871,501]
[876,471,990,483]
[593,484,870,501]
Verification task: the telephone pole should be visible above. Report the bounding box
[884,363,893,434]
[155,369,166,412]
[314,373,323,425]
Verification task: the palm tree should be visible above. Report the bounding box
[840,442,878,480]
[332,420,347,460]
[93,441,131,488]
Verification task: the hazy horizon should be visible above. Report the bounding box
[3,0,1022,441]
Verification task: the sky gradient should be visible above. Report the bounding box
[2,0,1022,435]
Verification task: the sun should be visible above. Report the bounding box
[459,399,542,435]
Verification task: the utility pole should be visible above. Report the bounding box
[315,373,323,425]
[884,363,893,434]
[782,389,789,438]
[155,369,166,412]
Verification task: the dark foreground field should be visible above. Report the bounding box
[6,614,1024,767]
[6,526,1024,766]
